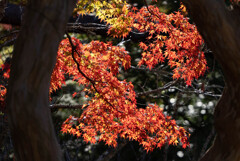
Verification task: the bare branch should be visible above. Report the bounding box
[0,37,16,50]
[1,4,148,42]
[49,104,83,111]
[199,128,216,160]
[170,87,222,98]
[136,80,177,97]
[95,141,127,161]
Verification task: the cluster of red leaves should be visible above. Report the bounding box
[0,63,10,79]
[62,104,189,151]
[107,5,207,85]
[0,62,10,109]
[0,35,190,152]
[57,37,189,151]
[0,84,6,109]
[0,24,12,31]
[135,7,207,85]
[50,37,131,93]
[0,3,200,152]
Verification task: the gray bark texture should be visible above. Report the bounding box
[6,0,76,161]
[182,0,240,161]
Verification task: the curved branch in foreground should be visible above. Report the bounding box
[6,0,76,161]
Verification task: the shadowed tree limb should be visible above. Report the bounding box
[0,3,148,43]
[95,141,127,161]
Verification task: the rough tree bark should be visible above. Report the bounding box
[6,0,76,161]
[182,0,240,161]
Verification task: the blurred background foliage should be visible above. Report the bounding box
[0,0,226,161]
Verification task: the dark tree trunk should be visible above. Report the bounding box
[6,0,76,161]
[0,0,7,20]
[182,0,240,161]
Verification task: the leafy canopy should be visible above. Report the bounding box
[54,0,202,151]
[0,0,210,152]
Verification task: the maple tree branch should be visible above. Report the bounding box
[1,4,148,42]
[136,80,177,97]
[130,66,173,78]
[1,104,83,112]
[49,104,83,111]
[66,23,108,36]
[0,30,19,50]
[170,87,222,98]
[95,141,127,161]
[135,79,222,99]
[65,32,95,84]
[0,37,16,50]
[0,30,19,40]
[143,0,161,19]
[163,144,169,161]
[65,32,123,113]
[199,128,216,160]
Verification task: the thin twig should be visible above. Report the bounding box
[0,38,16,50]
[0,30,19,40]
[95,141,127,161]
[65,32,95,84]
[67,23,108,35]
[199,128,215,160]
[49,104,83,110]
[136,80,177,97]
[170,87,222,98]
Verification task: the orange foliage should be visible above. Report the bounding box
[0,62,10,109]
[55,37,189,151]
[106,5,207,85]
[0,1,213,152]
[0,85,6,108]
[53,2,207,150]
